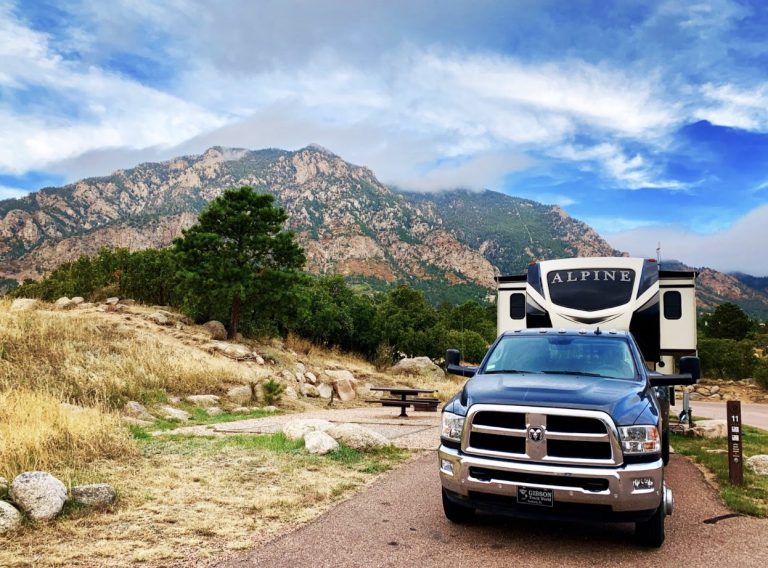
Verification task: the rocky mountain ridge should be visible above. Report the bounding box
[1,145,767,316]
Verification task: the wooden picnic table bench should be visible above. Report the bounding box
[367,386,439,417]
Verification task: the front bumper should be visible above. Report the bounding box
[439,445,665,522]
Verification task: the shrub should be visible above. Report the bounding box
[754,358,768,390]
[262,379,285,406]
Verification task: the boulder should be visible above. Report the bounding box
[280,369,296,382]
[284,386,298,400]
[209,342,253,360]
[54,297,76,310]
[300,383,320,398]
[296,362,306,374]
[105,297,120,305]
[10,471,67,521]
[262,405,278,413]
[746,455,768,476]
[304,431,339,455]
[324,369,357,383]
[121,416,154,427]
[70,297,85,305]
[710,385,721,394]
[255,355,265,365]
[333,379,356,402]
[282,419,333,441]
[226,385,253,405]
[390,356,446,381]
[207,406,224,416]
[78,302,96,309]
[148,312,171,326]
[185,394,221,408]
[124,401,154,421]
[159,406,191,421]
[317,383,334,399]
[689,419,727,438]
[305,371,318,385]
[71,484,116,507]
[203,320,227,340]
[10,298,39,312]
[0,501,22,534]
[327,423,390,451]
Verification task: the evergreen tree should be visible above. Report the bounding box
[173,187,305,338]
[705,302,751,340]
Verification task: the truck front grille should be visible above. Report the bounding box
[463,405,621,466]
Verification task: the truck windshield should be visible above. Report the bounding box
[482,335,638,380]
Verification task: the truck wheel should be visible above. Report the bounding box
[662,429,670,466]
[635,504,665,548]
[442,489,475,523]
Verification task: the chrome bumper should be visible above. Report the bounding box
[439,445,665,514]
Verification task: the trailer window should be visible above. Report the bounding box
[663,291,682,320]
[547,268,635,312]
[509,293,525,320]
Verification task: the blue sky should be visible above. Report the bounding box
[2,1,768,274]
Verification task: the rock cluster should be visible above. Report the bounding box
[389,357,445,381]
[281,419,390,455]
[0,471,116,534]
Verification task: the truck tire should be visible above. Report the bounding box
[442,489,475,523]
[662,428,670,466]
[635,504,665,548]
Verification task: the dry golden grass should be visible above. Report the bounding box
[0,390,137,481]
[0,302,252,408]
[0,435,407,567]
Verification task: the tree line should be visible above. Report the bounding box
[8,187,495,364]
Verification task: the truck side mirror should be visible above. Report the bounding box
[679,356,700,383]
[445,348,477,378]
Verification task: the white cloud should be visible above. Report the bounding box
[606,204,768,276]
[696,83,768,131]
[0,4,227,174]
[0,184,29,200]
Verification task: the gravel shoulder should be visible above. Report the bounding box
[213,453,768,568]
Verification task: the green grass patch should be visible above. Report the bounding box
[146,407,277,432]
[671,425,768,517]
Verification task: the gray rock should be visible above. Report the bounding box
[280,369,296,382]
[327,424,390,451]
[282,419,333,441]
[710,385,721,394]
[304,431,339,455]
[10,471,67,521]
[10,298,39,312]
[159,406,191,421]
[333,379,356,402]
[185,394,221,407]
[255,355,265,365]
[689,419,727,438]
[121,416,154,427]
[300,383,320,398]
[284,386,298,400]
[118,299,135,306]
[207,406,224,416]
[226,385,253,405]
[747,455,768,476]
[54,296,75,309]
[209,341,253,360]
[262,405,278,413]
[324,369,357,383]
[305,371,318,385]
[105,297,120,305]
[148,312,170,326]
[203,320,227,340]
[232,406,251,413]
[317,383,334,399]
[0,501,22,534]
[71,484,116,507]
[70,296,85,305]
[124,401,154,421]
[78,302,96,309]
[390,356,446,381]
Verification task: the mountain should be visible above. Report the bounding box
[731,272,768,295]
[1,145,766,317]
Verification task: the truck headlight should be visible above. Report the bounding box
[618,425,660,454]
[441,412,465,442]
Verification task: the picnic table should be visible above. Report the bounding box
[367,386,439,417]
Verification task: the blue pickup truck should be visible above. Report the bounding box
[439,328,699,547]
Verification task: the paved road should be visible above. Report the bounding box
[214,453,768,568]
[686,400,768,430]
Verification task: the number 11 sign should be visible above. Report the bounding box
[727,400,743,486]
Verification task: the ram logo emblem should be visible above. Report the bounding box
[528,427,545,442]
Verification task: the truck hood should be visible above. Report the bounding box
[461,373,654,426]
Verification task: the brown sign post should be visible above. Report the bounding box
[727,400,743,486]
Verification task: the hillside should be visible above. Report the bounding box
[1,145,767,315]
